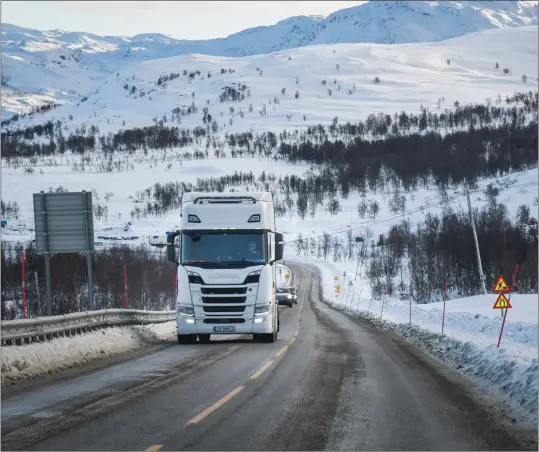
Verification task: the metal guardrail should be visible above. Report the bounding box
[1,309,176,345]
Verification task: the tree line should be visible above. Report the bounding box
[1,243,175,320]
[294,188,538,302]
[2,91,536,164]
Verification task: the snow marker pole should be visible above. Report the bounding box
[21,250,27,319]
[497,264,518,349]
[442,280,447,334]
[124,264,128,309]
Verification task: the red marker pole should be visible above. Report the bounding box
[123,264,128,309]
[442,280,447,334]
[21,251,27,319]
[497,264,519,349]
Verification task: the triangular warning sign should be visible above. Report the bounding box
[492,275,510,293]
[493,293,512,309]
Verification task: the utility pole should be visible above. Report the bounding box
[465,181,488,296]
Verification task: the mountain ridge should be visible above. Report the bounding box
[2,1,537,118]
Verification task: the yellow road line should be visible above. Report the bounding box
[275,345,288,357]
[186,386,245,425]
[250,360,274,380]
[146,446,163,452]
[288,337,296,345]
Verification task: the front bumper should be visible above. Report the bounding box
[177,314,273,335]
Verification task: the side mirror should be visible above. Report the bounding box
[167,244,177,264]
[274,232,284,262]
[167,232,179,264]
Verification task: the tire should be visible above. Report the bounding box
[198,334,211,344]
[177,334,197,344]
[288,303,293,308]
[253,330,277,343]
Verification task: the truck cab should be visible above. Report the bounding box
[163,192,284,344]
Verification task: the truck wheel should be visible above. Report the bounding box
[198,334,210,344]
[261,331,276,343]
[178,334,197,344]
[288,303,293,308]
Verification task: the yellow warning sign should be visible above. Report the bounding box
[335,285,341,294]
[284,273,290,280]
[493,293,512,309]
[492,275,510,292]
[334,276,339,281]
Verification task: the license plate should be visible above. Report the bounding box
[213,326,235,333]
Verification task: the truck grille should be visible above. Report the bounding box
[201,287,247,295]
[202,296,247,304]
[203,305,245,313]
[203,318,245,324]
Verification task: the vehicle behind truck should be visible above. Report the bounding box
[155,192,284,344]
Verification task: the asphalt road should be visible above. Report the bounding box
[2,263,536,451]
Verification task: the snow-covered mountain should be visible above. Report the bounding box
[4,26,537,136]
[2,1,537,117]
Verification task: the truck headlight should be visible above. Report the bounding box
[178,305,194,316]
[287,294,292,299]
[254,305,270,315]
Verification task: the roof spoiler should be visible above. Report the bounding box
[192,196,257,204]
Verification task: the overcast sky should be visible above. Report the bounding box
[2,1,367,40]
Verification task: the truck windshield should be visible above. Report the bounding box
[181,231,266,267]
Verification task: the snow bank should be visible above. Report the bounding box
[1,321,176,383]
[295,257,538,423]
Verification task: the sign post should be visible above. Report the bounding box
[492,271,515,349]
[33,191,95,315]
[347,280,353,306]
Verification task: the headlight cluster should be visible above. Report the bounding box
[254,305,270,315]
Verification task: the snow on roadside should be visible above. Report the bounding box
[1,321,176,383]
[292,256,539,424]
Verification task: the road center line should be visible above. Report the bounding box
[146,445,163,452]
[250,360,274,379]
[275,345,288,357]
[186,386,245,425]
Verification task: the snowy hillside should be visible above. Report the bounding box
[2,0,537,116]
[4,25,538,134]
[2,25,537,248]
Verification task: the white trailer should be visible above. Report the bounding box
[160,192,284,344]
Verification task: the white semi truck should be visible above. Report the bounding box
[154,192,284,344]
